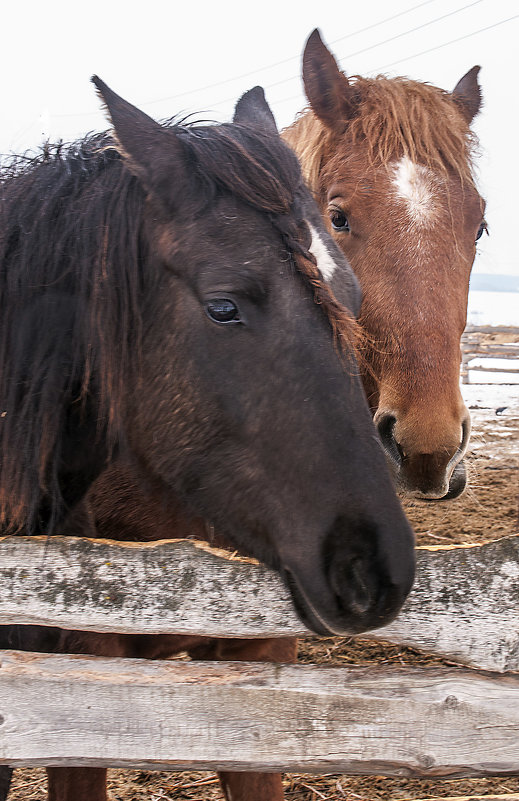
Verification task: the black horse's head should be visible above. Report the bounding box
[0,80,415,636]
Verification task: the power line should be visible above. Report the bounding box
[253,11,519,112]
[49,5,519,123]
[373,11,519,71]
[327,0,438,47]
[336,0,483,61]
[255,0,483,94]
[136,0,442,108]
[187,0,490,112]
[54,0,443,119]
[148,0,485,108]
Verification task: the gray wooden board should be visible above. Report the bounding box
[0,535,307,637]
[366,537,519,673]
[1,651,519,775]
[399,796,519,801]
[464,326,519,335]
[1,535,519,672]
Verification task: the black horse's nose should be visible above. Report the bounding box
[324,514,415,633]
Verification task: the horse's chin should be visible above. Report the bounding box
[282,569,337,636]
[402,460,467,502]
[281,567,402,637]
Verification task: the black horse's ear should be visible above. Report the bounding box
[302,29,358,129]
[233,86,278,135]
[92,75,190,207]
[452,66,482,124]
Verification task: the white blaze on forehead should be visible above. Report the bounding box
[392,156,436,225]
[308,223,338,281]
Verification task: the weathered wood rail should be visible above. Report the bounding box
[1,535,519,671]
[3,650,519,776]
[407,796,519,801]
[461,325,519,383]
[1,533,519,779]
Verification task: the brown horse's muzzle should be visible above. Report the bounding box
[375,409,471,500]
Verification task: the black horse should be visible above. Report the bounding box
[0,80,415,801]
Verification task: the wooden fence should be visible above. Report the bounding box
[1,533,519,783]
[461,326,519,383]
[2,332,518,795]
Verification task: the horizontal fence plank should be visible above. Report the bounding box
[397,796,519,801]
[465,365,519,375]
[1,535,519,671]
[366,537,519,672]
[461,326,519,382]
[464,326,519,336]
[461,346,519,356]
[0,535,307,638]
[2,650,519,776]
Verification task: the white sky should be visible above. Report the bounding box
[2,0,518,281]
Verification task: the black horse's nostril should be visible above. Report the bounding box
[376,414,402,468]
[326,517,380,619]
[330,555,374,615]
[344,558,374,615]
[282,511,415,636]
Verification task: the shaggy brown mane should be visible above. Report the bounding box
[268,211,361,356]
[294,249,362,355]
[283,74,479,193]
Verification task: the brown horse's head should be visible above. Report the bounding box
[284,30,485,500]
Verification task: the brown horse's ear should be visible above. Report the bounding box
[302,29,358,129]
[233,86,279,135]
[92,75,190,207]
[452,66,482,124]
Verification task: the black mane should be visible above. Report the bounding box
[0,122,304,534]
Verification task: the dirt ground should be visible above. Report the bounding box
[8,383,519,800]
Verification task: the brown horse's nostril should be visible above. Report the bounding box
[376,414,402,469]
[459,414,472,458]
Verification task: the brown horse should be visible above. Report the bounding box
[0,77,415,801]
[284,29,486,501]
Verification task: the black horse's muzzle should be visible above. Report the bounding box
[281,514,415,636]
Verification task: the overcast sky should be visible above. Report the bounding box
[2,0,518,279]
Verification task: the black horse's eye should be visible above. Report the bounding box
[330,208,350,232]
[475,221,488,242]
[205,298,241,324]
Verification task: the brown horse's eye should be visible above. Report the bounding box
[205,298,241,325]
[475,221,488,242]
[330,208,350,232]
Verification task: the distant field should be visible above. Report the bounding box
[467,289,518,326]
[470,273,519,292]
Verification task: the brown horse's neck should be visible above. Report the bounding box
[76,460,234,549]
[47,768,107,801]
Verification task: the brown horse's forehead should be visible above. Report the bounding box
[323,152,483,227]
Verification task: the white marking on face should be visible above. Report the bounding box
[308,223,337,281]
[392,157,436,226]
